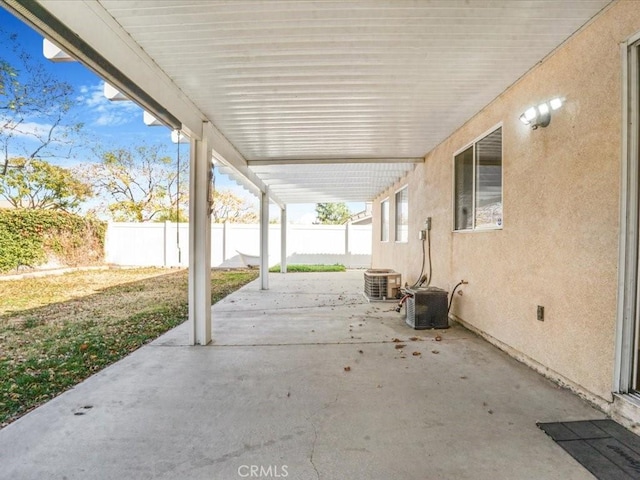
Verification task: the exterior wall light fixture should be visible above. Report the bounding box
[519,98,563,129]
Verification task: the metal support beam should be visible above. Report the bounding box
[280,206,287,274]
[188,136,212,345]
[260,189,269,290]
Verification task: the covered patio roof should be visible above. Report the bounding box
[3,0,612,204]
[1,0,617,345]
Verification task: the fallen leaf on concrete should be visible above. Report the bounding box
[344,366,351,372]
[377,384,382,388]
[431,350,440,354]
[395,344,406,349]
[460,376,468,380]
[412,351,421,356]
[358,350,364,354]
[435,335,442,341]
[392,338,402,342]
[488,410,494,415]
[287,392,291,397]
[409,336,422,341]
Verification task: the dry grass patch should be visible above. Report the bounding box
[0,267,258,427]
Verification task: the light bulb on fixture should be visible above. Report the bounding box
[549,97,563,110]
[519,97,564,129]
[523,107,537,122]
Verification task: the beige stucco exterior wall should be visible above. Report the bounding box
[372,0,640,404]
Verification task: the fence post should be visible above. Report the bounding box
[163,221,170,267]
[222,221,227,261]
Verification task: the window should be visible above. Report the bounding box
[454,127,502,231]
[381,198,389,242]
[395,187,408,242]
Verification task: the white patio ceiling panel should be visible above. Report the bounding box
[95,0,611,203]
[247,162,417,203]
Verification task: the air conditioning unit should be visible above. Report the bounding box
[364,269,401,301]
[405,286,449,329]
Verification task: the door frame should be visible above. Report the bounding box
[615,32,640,394]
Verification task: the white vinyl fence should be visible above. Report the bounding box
[105,222,372,269]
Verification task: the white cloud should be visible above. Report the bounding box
[0,118,55,139]
[76,82,141,127]
[0,117,76,147]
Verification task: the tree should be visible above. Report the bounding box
[211,189,259,223]
[315,202,351,224]
[1,29,83,175]
[0,157,92,211]
[82,144,188,222]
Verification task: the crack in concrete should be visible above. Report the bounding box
[306,393,338,479]
[309,421,320,480]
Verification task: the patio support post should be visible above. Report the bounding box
[188,136,212,345]
[280,206,287,273]
[260,188,269,290]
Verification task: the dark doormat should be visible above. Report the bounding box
[538,420,640,479]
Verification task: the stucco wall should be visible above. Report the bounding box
[372,0,640,403]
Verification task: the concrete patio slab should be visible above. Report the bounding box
[0,271,604,479]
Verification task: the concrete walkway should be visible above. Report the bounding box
[0,271,603,479]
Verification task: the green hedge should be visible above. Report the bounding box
[0,209,106,273]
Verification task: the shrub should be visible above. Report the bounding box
[0,209,106,273]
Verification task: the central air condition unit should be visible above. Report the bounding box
[405,286,449,329]
[364,269,401,301]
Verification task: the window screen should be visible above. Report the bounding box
[454,127,502,231]
[395,188,408,242]
[381,199,389,242]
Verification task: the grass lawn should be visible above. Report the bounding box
[0,267,258,427]
[268,264,346,273]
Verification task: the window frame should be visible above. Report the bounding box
[452,124,504,232]
[394,186,409,243]
[380,197,389,242]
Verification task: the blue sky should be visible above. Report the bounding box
[0,8,363,223]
